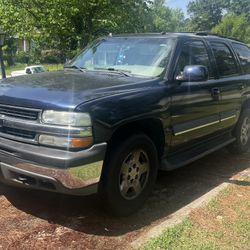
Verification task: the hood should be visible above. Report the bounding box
[0,70,154,110]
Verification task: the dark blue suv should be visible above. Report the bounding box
[0,32,250,215]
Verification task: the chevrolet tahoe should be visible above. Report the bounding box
[0,32,250,215]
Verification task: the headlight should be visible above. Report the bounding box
[41,111,93,148]
[42,111,91,127]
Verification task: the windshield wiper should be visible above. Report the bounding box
[93,67,132,77]
[64,65,86,72]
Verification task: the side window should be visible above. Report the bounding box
[210,42,238,77]
[175,40,214,78]
[232,43,250,74]
[26,68,32,74]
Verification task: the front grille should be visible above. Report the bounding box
[0,127,36,139]
[0,105,39,120]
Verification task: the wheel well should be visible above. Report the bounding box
[106,119,165,159]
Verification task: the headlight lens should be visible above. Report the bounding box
[42,111,91,127]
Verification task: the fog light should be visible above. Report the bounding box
[39,135,93,149]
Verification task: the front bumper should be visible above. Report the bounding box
[0,136,107,195]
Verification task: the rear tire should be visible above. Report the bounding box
[98,133,158,216]
[227,109,250,154]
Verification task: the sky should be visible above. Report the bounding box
[166,0,191,17]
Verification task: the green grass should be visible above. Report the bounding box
[43,63,64,72]
[143,182,250,250]
[5,63,26,75]
[234,219,250,236]
[143,217,250,250]
[206,197,219,212]
[144,219,217,250]
[5,63,64,76]
[206,188,230,213]
[246,201,250,209]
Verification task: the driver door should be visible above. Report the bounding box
[170,39,221,151]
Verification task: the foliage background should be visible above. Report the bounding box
[0,0,249,65]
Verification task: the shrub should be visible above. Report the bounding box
[15,51,30,64]
[13,49,77,65]
[40,50,65,64]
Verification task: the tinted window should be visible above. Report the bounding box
[26,68,32,74]
[33,67,46,73]
[176,40,213,78]
[232,43,250,74]
[211,42,238,77]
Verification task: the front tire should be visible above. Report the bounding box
[228,109,250,154]
[98,133,158,216]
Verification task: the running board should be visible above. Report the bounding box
[160,136,236,171]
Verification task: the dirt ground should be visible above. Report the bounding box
[0,149,249,249]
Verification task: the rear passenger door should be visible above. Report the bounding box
[209,41,243,130]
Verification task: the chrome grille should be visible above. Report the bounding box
[0,127,36,139]
[0,105,39,120]
[0,105,86,145]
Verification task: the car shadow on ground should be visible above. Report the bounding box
[1,149,249,238]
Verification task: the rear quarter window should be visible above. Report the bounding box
[232,43,250,74]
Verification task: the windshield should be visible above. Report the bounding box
[68,37,174,78]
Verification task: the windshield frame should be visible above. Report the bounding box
[66,36,177,79]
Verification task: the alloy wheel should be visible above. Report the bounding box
[119,149,150,200]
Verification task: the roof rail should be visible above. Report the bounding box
[195,32,210,36]
[195,31,243,42]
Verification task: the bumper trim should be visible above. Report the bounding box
[0,140,107,195]
[0,162,100,195]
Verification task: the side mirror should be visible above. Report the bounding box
[176,65,209,82]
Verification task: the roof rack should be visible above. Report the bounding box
[195,32,243,42]
[195,32,210,36]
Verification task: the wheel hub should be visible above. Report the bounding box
[119,149,150,200]
[128,164,139,180]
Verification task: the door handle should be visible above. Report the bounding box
[239,83,245,90]
[211,88,220,101]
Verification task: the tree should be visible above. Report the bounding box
[146,0,187,32]
[187,0,227,31]
[212,14,250,43]
[187,0,250,32]
[227,0,250,21]
[2,37,17,66]
[0,0,151,52]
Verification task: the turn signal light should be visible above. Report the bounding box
[39,135,93,149]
